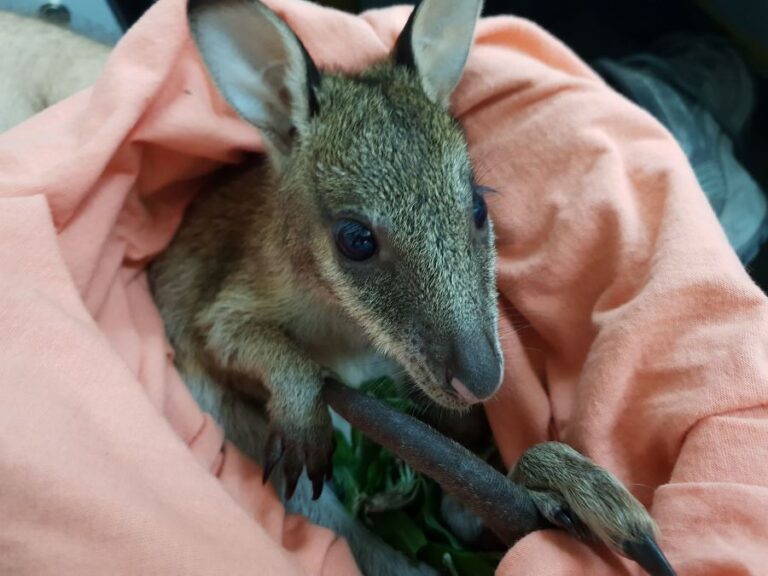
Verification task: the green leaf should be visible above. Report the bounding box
[365,452,388,493]
[370,510,428,557]
[422,507,464,549]
[450,549,504,576]
[442,553,461,576]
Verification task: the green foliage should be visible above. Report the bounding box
[331,379,503,576]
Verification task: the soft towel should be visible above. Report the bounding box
[1,0,767,574]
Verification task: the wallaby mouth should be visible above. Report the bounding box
[446,331,503,404]
[413,332,503,410]
[446,374,482,404]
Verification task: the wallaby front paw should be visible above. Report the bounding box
[262,406,335,501]
[511,442,675,576]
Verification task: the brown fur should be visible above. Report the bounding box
[149,0,505,508]
[146,1,675,575]
[511,442,659,550]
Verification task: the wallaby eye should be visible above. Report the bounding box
[473,192,488,229]
[334,219,378,261]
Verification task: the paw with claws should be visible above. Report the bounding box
[261,401,335,501]
[511,442,676,576]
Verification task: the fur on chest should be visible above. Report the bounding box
[281,295,401,388]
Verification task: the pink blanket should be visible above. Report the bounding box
[2,0,767,574]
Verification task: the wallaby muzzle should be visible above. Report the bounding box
[445,330,502,403]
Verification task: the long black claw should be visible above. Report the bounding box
[262,432,285,485]
[307,458,328,501]
[311,473,324,501]
[283,457,301,501]
[326,436,336,481]
[552,507,591,541]
[553,509,576,532]
[622,534,676,576]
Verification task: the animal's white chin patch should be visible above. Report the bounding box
[449,377,480,405]
[324,352,402,389]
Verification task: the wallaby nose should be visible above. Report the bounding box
[445,334,502,404]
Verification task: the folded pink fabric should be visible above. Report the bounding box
[1,0,767,574]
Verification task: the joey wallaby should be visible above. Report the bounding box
[149,1,674,575]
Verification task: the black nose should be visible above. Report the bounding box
[445,333,502,403]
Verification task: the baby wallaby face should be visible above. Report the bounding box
[189,0,501,408]
[296,66,502,407]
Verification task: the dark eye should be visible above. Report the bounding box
[473,192,488,229]
[334,219,377,261]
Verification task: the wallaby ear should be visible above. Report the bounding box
[393,0,482,107]
[188,0,320,164]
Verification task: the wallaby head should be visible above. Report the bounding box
[188,0,502,409]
